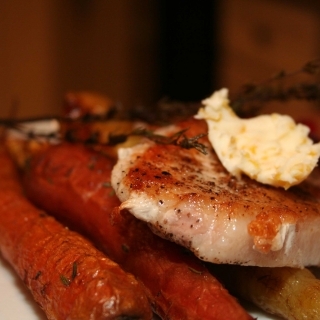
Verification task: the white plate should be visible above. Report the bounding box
[0,254,47,320]
[0,253,281,320]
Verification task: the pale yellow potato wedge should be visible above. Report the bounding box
[212,264,320,320]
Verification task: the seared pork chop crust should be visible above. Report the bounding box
[112,119,320,267]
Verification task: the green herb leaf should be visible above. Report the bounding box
[60,274,71,287]
[71,262,78,280]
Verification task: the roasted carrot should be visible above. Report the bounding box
[23,143,253,320]
[0,146,152,320]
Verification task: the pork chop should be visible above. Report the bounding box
[111,119,320,267]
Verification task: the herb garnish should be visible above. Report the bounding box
[60,274,71,287]
[34,271,42,280]
[188,267,203,275]
[109,128,208,154]
[2,117,208,154]
[102,182,112,188]
[122,244,130,253]
[231,59,320,117]
[71,262,78,280]
[60,262,78,287]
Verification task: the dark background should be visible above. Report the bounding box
[159,1,217,101]
[0,0,319,118]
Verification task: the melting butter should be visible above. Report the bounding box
[195,88,320,189]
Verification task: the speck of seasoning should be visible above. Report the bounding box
[60,261,78,286]
[102,182,112,188]
[71,262,78,280]
[39,211,47,218]
[40,284,48,296]
[159,200,164,205]
[162,171,171,176]
[87,162,95,170]
[34,271,42,280]
[60,274,71,287]
[188,267,203,275]
[122,244,130,253]
[24,158,31,172]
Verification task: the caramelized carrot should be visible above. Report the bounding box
[0,146,152,320]
[24,143,253,320]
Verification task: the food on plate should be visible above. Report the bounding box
[22,143,253,320]
[112,117,320,267]
[60,91,150,159]
[0,145,24,194]
[63,91,115,119]
[0,146,152,320]
[211,264,320,320]
[6,84,320,319]
[195,88,320,189]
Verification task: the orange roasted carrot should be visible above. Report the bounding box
[0,146,152,320]
[23,143,253,320]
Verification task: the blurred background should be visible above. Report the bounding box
[1,0,320,120]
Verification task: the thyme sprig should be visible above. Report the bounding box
[60,262,78,287]
[231,59,320,116]
[108,128,208,154]
[2,116,208,155]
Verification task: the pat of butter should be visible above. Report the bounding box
[195,88,320,189]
